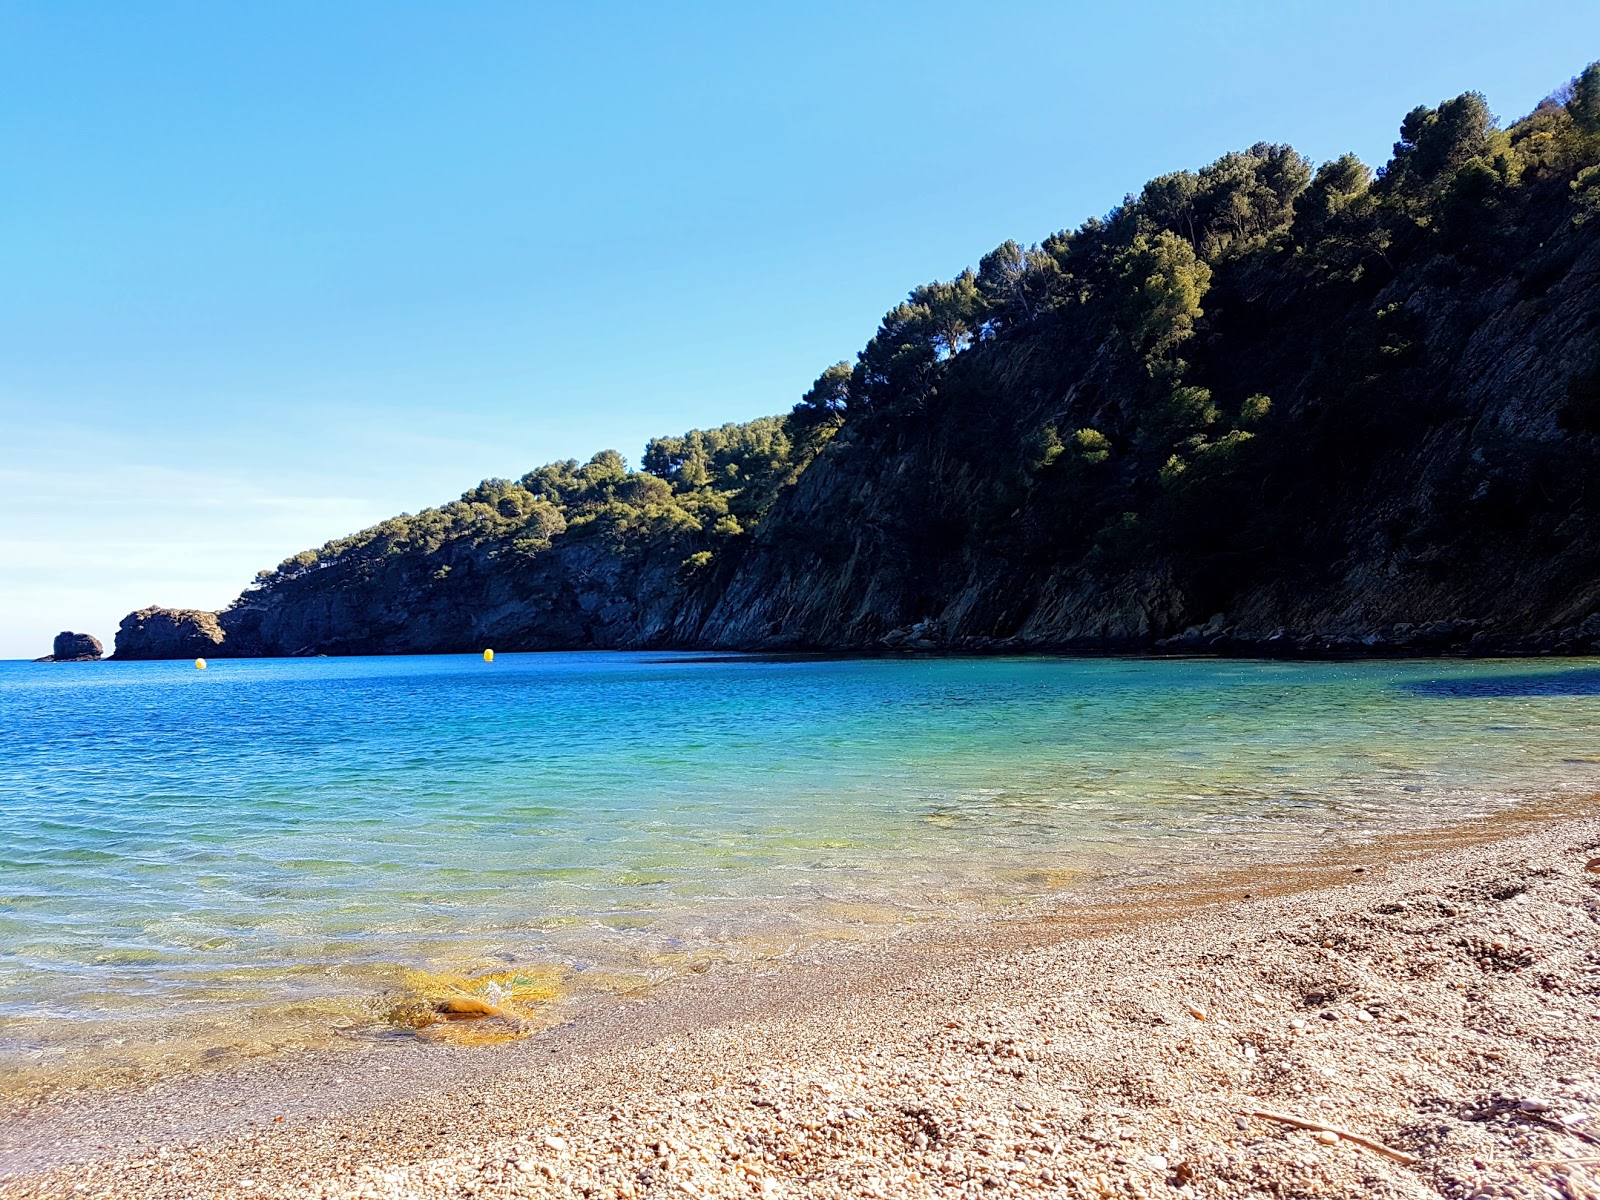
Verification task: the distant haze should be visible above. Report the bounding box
[3,1,1597,658]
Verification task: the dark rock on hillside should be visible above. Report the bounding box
[39,631,103,662]
[113,608,227,660]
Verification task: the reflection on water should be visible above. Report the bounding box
[2,651,1599,1092]
[1404,666,1600,698]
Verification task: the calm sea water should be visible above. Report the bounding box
[3,652,1599,1087]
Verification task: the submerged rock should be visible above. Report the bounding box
[432,996,510,1021]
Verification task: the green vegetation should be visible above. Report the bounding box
[254,416,812,594]
[766,62,1600,600]
[187,61,1600,657]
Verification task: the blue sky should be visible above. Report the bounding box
[3,2,1598,658]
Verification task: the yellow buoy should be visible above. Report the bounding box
[194,658,207,670]
[482,648,495,662]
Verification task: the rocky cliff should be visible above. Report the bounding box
[114,609,227,660]
[115,70,1600,661]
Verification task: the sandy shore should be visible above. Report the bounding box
[2,804,1598,1200]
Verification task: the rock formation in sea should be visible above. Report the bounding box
[40,631,104,662]
[113,608,226,661]
[114,66,1600,661]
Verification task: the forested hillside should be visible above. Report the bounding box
[117,65,1600,658]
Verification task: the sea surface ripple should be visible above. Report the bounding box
[2,652,1598,1088]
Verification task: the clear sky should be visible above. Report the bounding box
[3,2,1598,659]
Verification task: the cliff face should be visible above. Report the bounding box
[689,215,1600,656]
[113,75,1600,661]
[114,608,227,660]
[216,531,711,657]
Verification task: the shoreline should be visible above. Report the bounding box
[26,647,1600,664]
[3,798,1597,1198]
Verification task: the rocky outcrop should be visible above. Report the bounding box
[109,526,721,660]
[39,631,103,662]
[112,608,227,660]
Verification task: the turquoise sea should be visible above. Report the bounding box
[3,652,1599,1089]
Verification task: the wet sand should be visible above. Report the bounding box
[2,799,1598,1198]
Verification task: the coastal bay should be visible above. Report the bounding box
[6,653,1600,1104]
[9,14,1600,1200]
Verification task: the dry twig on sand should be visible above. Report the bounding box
[1247,1109,1420,1165]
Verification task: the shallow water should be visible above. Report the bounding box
[2,652,1599,1088]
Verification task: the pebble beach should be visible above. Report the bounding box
[2,806,1597,1200]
